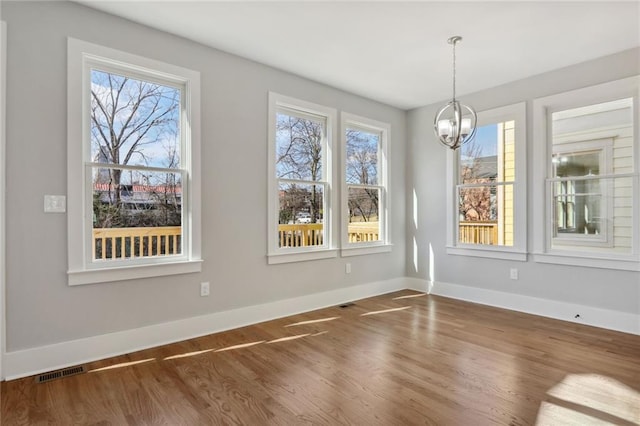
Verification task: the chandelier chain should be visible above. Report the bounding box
[452,39,457,102]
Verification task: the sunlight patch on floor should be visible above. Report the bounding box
[88,358,156,373]
[536,374,640,425]
[361,306,411,316]
[146,330,334,362]
[164,349,214,361]
[392,293,426,300]
[267,333,310,344]
[285,317,339,327]
[214,340,265,352]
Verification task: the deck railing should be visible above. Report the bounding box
[278,223,324,247]
[93,226,182,260]
[459,221,498,245]
[347,222,379,243]
[277,222,380,247]
[94,221,497,258]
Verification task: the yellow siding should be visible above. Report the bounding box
[503,121,515,246]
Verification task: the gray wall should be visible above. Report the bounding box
[3,1,406,351]
[407,48,640,314]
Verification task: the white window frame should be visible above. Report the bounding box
[446,102,527,261]
[267,92,337,264]
[532,76,640,271]
[1,20,6,380]
[341,113,391,256]
[550,138,614,248]
[67,38,202,285]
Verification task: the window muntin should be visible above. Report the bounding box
[341,114,390,253]
[456,121,515,247]
[548,98,633,252]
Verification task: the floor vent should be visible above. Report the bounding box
[339,302,355,308]
[35,365,86,384]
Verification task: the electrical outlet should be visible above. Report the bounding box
[200,282,210,297]
[509,268,519,280]
[345,263,351,274]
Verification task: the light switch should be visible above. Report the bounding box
[44,195,66,213]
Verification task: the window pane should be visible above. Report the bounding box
[458,183,513,246]
[553,179,602,235]
[92,167,182,260]
[347,186,380,242]
[553,151,600,177]
[459,121,514,184]
[346,128,379,185]
[458,120,515,247]
[278,182,324,247]
[551,175,632,253]
[90,69,181,169]
[550,98,633,250]
[275,111,324,181]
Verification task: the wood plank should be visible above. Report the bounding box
[2,291,639,425]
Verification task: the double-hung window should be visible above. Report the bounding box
[446,102,527,260]
[267,93,337,264]
[67,39,201,285]
[533,77,639,270]
[341,113,391,256]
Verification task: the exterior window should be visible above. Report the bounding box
[548,99,633,252]
[341,113,390,256]
[446,103,526,261]
[551,138,614,247]
[458,121,515,246]
[532,77,639,271]
[268,93,336,264]
[67,39,201,285]
[90,70,184,259]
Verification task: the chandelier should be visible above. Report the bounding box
[433,36,477,150]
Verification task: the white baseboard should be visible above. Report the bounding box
[426,279,640,336]
[4,276,638,380]
[3,277,406,380]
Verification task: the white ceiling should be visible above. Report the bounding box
[75,1,640,110]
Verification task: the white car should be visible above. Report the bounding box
[296,212,312,224]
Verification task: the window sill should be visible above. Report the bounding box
[447,246,528,261]
[68,259,203,286]
[267,248,338,265]
[533,252,640,271]
[341,244,393,257]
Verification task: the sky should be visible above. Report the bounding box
[473,123,498,157]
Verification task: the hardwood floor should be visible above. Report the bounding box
[2,291,639,425]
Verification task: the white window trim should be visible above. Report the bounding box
[532,76,640,271]
[1,20,7,380]
[267,92,338,264]
[340,112,391,257]
[446,102,527,261]
[67,38,202,285]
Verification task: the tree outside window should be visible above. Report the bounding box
[90,69,184,259]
